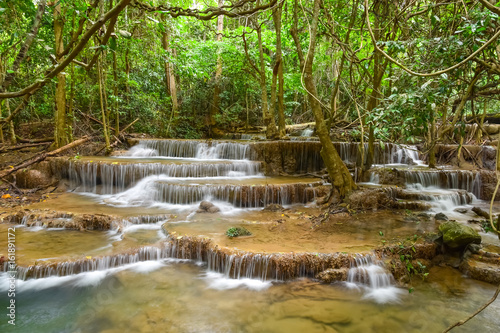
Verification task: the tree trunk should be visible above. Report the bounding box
[291,0,356,197]
[363,5,387,172]
[68,62,75,142]
[5,99,16,145]
[54,2,69,148]
[257,27,278,140]
[161,21,179,136]
[208,0,224,136]
[272,3,286,138]
[428,106,437,168]
[98,57,111,155]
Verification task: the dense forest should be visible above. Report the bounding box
[1,0,498,139]
[0,0,499,193]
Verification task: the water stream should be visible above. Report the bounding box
[2,139,499,332]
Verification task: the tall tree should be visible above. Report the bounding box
[291,0,356,197]
[54,1,69,147]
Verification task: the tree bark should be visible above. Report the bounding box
[208,0,224,136]
[291,0,356,197]
[54,2,69,148]
[161,20,179,136]
[98,57,111,155]
[363,2,388,172]
[5,99,16,145]
[272,2,286,138]
[256,26,278,140]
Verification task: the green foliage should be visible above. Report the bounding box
[225,227,252,238]
[1,0,499,142]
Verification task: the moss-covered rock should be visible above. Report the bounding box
[438,221,481,249]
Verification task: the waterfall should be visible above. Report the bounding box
[402,170,477,192]
[102,176,322,208]
[8,235,356,282]
[127,139,250,160]
[346,254,403,304]
[301,128,314,137]
[66,160,262,194]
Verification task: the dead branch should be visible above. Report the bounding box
[15,136,54,143]
[0,142,51,153]
[0,136,90,179]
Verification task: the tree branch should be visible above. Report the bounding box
[363,0,500,77]
[0,0,132,99]
[477,0,500,16]
[131,0,278,21]
[1,0,47,92]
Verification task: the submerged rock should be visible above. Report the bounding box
[454,208,468,214]
[434,212,448,221]
[438,221,481,249]
[262,203,284,212]
[197,201,221,213]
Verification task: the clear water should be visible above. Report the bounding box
[0,262,498,333]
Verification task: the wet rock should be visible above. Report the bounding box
[348,189,394,211]
[366,169,405,186]
[465,243,482,256]
[403,215,420,223]
[454,208,468,214]
[315,268,348,283]
[438,221,481,249]
[262,204,284,212]
[348,188,431,211]
[15,169,51,189]
[196,201,220,213]
[459,259,500,285]
[434,212,448,221]
[471,206,489,219]
[477,170,500,200]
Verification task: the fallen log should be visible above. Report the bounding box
[15,135,54,143]
[0,136,90,179]
[0,142,51,153]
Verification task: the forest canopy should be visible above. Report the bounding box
[0,0,498,146]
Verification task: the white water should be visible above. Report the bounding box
[345,255,404,304]
[301,128,314,137]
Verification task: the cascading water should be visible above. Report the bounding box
[125,139,251,160]
[346,254,404,304]
[59,139,324,210]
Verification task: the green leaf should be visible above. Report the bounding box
[6,69,14,74]
[408,287,414,294]
[109,37,117,51]
[158,22,165,33]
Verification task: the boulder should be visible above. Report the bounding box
[438,221,481,249]
[15,169,51,189]
[434,212,448,221]
[196,201,220,213]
